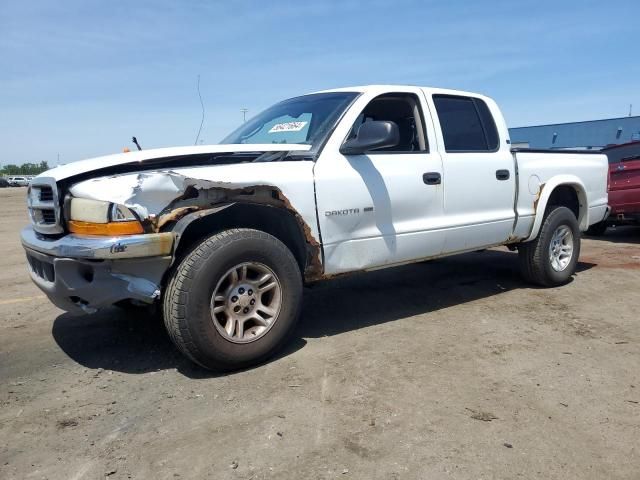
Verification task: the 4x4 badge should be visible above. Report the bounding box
[110,243,127,254]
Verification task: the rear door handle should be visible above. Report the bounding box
[423,172,441,185]
[496,169,510,181]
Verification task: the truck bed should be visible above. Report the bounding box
[511,149,609,241]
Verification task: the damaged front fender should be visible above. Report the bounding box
[68,165,324,280]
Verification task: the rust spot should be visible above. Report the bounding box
[143,176,324,281]
[533,182,545,211]
[273,190,323,281]
[157,232,175,255]
[155,206,201,230]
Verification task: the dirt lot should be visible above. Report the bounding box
[1,186,638,479]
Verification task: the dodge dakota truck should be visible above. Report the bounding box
[21,85,609,370]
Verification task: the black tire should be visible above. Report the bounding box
[163,228,303,371]
[518,206,581,287]
[586,220,608,236]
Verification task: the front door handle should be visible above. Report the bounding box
[423,172,441,185]
[496,169,510,181]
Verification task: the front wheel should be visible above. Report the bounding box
[163,229,303,371]
[518,206,581,287]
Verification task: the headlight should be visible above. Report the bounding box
[67,197,144,235]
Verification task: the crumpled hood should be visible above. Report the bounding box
[35,143,322,279]
[39,143,312,182]
[65,155,318,232]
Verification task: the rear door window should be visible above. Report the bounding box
[433,95,499,152]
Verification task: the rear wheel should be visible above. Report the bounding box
[163,228,303,371]
[519,206,580,287]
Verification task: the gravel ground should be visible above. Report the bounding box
[1,186,639,479]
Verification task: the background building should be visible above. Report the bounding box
[509,115,640,150]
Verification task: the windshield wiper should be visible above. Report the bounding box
[253,151,287,162]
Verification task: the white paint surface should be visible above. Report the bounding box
[44,85,609,277]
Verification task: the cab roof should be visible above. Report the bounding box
[314,84,490,100]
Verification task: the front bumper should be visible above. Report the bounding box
[21,226,174,315]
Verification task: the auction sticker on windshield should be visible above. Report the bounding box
[269,121,308,133]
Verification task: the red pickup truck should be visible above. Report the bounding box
[587,141,640,235]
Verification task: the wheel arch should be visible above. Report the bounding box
[168,202,321,281]
[525,176,589,242]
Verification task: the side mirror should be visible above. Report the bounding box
[340,120,400,155]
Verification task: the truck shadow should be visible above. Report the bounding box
[51,248,596,378]
[51,306,237,378]
[298,249,595,338]
[584,225,640,244]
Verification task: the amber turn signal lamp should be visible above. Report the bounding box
[68,220,144,236]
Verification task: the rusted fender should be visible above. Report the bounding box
[67,163,324,279]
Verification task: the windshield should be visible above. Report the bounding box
[221,92,358,149]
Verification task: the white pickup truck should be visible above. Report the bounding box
[22,85,609,370]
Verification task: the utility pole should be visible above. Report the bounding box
[241,108,248,123]
[630,104,633,117]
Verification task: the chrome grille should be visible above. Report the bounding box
[28,177,64,235]
[40,209,56,223]
[39,186,54,202]
[32,209,56,224]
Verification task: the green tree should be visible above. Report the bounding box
[1,164,21,175]
[1,161,51,176]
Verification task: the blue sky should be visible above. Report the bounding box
[1,0,638,165]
